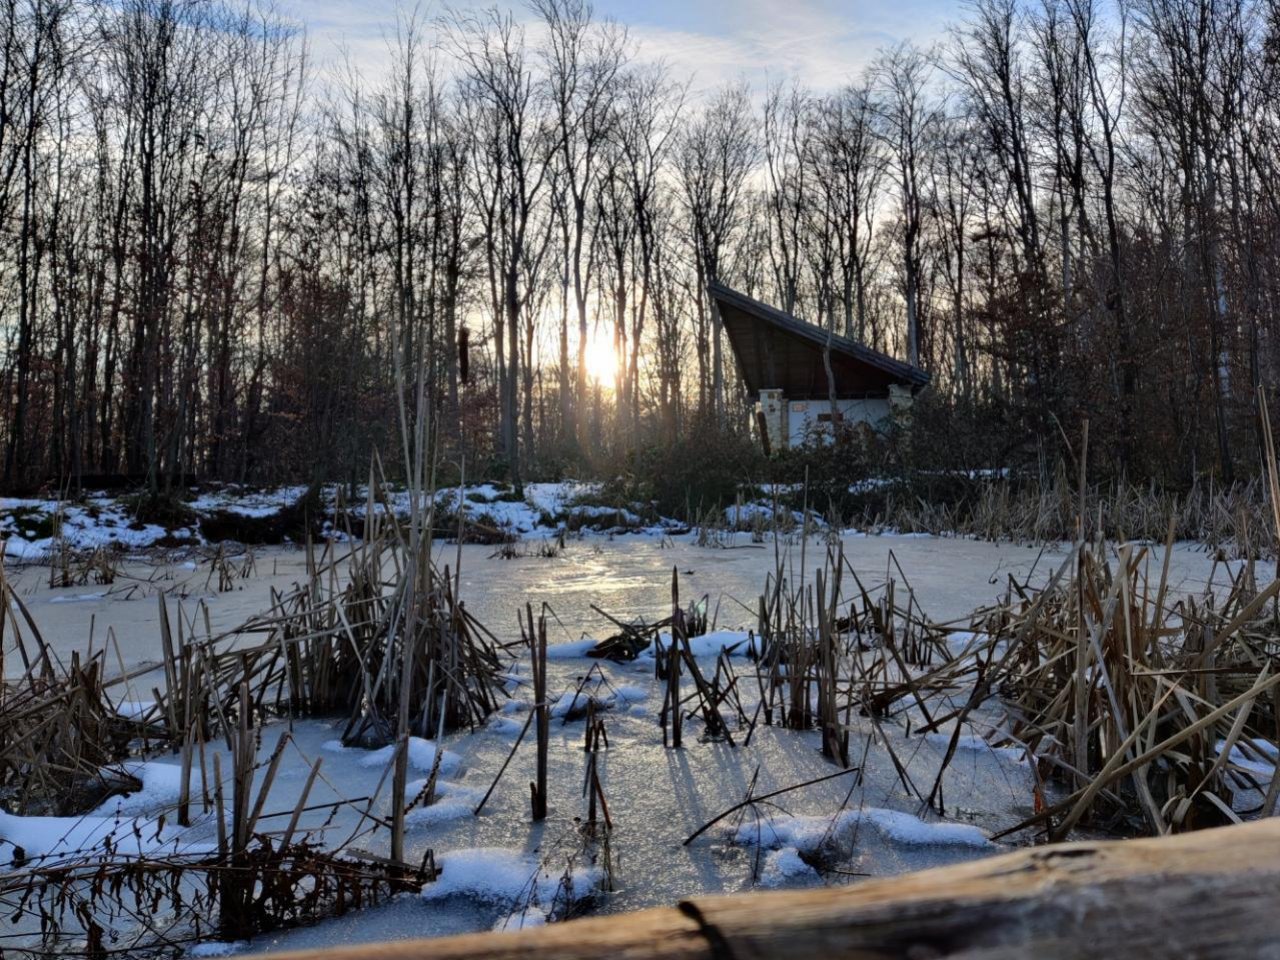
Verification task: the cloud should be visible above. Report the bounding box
[619,0,945,93]
[286,0,955,95]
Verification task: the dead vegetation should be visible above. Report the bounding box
[48,544,122,589]
[2,695,436,957]
[0,473,508,955]
[817,531,1280,839]
[847,469,1280,557]
[586,592,709,661]
[984,535,1280,838]
[0,561,440,953]
[0,575,159,816]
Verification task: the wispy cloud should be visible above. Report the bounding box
[616,0,953,93]
[284,0,956,94]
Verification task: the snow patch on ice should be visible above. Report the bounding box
[403,780,483,825]
[546,639,601,659]
[924,732,1029,765]
[1216,738,1278,779]
[864,808,991,847]
[0,809,212,866]
[724,502,809,528]
[547,680,651,721]
[422,847,603,909]
[492,907,550,931]
[92,761,185,817]
[732,812,847,852]
[323,737,463,777]
[549,690,607,719]
[187,942,248,958]
[733,807,990,853]
[115,699,158,720]
[49,592,108,604]
[758,847,818,887]
[635,630,753,660]
[487,716,526,736]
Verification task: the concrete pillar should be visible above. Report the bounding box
[888,384,914,418]
[758,388,787,452]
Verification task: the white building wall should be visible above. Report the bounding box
[787,397,891,445]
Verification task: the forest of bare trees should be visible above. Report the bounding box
[3,0,1280,497]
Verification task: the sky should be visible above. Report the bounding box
[290,0,959,95]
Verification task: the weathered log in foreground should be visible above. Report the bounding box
[260,819,1280,960]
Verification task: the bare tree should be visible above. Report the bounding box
[876,42,941,369]
[678,83,755,420]
[450,8,555,489]
[763,80,810,315]
[809,80,885,342]
[534,0,627,450]
[616,63,684,444]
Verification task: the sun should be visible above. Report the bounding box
[583,327,617,389]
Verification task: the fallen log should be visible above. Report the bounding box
[257,818,1280,960]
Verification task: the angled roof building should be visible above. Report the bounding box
[710,282,929,451]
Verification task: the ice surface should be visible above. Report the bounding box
[5,533,1230,675]
[1,532,1246,954]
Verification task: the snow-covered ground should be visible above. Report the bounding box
[0,494,199,560]
[1,531,1255,955]
[0,481,681,561]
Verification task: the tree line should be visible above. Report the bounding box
[2,0,1280,496]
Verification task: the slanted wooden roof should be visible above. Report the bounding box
[710,282,930,400]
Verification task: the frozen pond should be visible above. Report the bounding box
[0,532,1249,954]
[1,532,1236,671]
